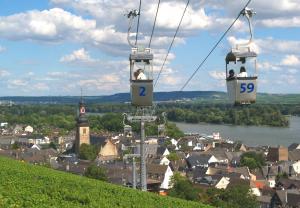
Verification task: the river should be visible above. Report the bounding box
[174,116,300,147]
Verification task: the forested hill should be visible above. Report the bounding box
[0,91,225,104]
[0,156,210,208]
[0,91,300,104]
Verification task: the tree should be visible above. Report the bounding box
[240,151,265,170]
[206,185,258,208]
[11,143,20,150]
[84,164,107,181]
[167,152,179,161]
[79,144,98,161]
[49,142,57,150]
[165,123,184,139]
[168,173,201,201]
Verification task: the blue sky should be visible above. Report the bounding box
[0,0,299,96]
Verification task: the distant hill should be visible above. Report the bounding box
[0,91,227,104]
[0,91,299,105]
[0,156,210,208]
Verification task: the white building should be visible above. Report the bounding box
[25,126,34,133]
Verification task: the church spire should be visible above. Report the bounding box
[79,88,86,116]
[75,88,90,154]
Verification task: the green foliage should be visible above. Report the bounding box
[166,122,184,139]
[167,152,180,161]
[169,173,201,202]
[11,143,20,150]
[84,164,107,181]
[79,144,98,161]
[206,185,258,208]
[276,172,288,183]
[0,156,211,208]
[0,105,125,135]
[49,142,57,150]
[240,152,265,170]
[163,103,290,127]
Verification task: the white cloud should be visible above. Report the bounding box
[227,36,260,54]
[208,70,226,80]
[0,46,6,53]
[0,70,10,77]
[160,75,182,86]
[288,69,298,74]
[259,79,269,85]
[78,73,124,93]
[280,55,300,66]
[257,62,281,71]
[205,0,300,19]
[0,8,96,41]
[259,17,300,28]
[152,2,210,30]
[33,83,49,91]
[8,79,28,88]
[279,74,297,85]
[60,48,97,65]
[255,38,300,55]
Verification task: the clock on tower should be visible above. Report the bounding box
[80,106,85,114]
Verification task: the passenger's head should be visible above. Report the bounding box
[240,66,246,73]
[229,69,235,76]
[134,71,139,79]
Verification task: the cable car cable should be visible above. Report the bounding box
[179,0,252,91]
[148,0,161,48]
[135,0,142,46]
[154,0,190,88]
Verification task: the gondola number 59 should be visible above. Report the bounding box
[240,83,254,93]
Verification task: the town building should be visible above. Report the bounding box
[75,98,90,154]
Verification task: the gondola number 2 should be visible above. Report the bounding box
[240,83,254,93]
[139,86,146,96]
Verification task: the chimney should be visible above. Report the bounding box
[289,165,293,177]
[267,165,271,179]
[277,165,281,174]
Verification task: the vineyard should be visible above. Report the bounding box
[0,157,211,208]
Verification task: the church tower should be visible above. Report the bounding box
[75,96,90,154]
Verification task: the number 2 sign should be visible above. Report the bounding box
[139,86,146,96]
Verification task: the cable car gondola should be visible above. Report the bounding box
[130,47,154,107]
[225,8,257,105]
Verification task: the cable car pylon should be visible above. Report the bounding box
[124,9,158,191]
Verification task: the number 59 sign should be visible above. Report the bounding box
[240,83,255,93]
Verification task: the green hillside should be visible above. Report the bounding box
[0,157,211,208]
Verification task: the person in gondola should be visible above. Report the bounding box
[237,66,248,77]
[228,69,235,79]
[135,69,147,80]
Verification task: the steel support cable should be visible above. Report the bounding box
[154,0,190,88]
[135,0,142,46]
[148,0,161,48]
[179,0,252,91]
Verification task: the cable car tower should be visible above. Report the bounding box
[124,9,158,191]
[226,8,257,105]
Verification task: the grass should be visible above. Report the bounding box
[0,156,212,208]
